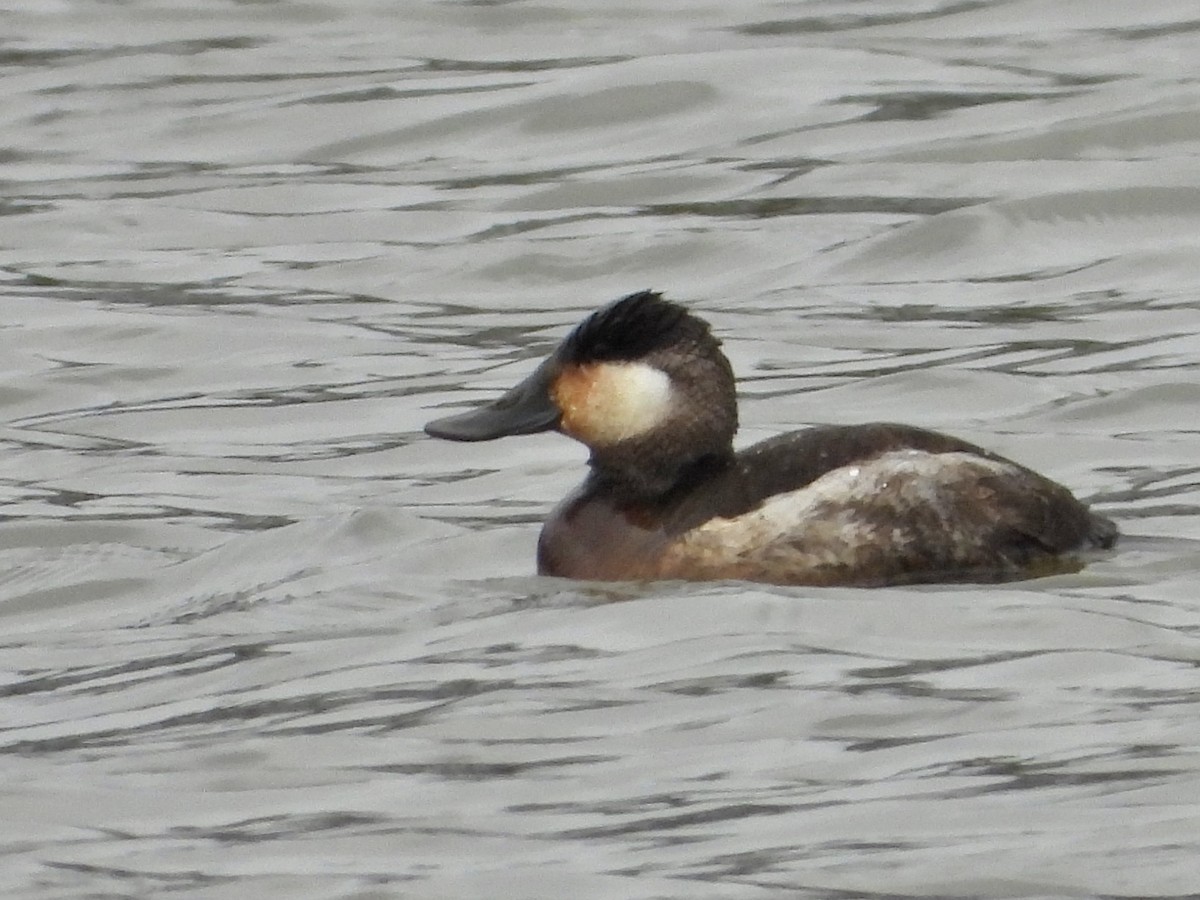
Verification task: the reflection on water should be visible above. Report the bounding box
[2,1,1199,898]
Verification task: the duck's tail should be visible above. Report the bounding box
[1086,512,1119,549]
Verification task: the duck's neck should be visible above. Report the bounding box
[588,447,736,503]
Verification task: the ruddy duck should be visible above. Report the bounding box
[425,291,1117,586]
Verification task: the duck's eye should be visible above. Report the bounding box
[551,361,673,446]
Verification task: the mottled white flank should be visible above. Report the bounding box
[665,450,1022,578]
[581,362,674,445]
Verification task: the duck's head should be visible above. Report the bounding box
[425,290,738,496]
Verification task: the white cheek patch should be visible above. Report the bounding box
[576,362,674,445]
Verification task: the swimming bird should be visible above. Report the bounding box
[425,291,1117,586]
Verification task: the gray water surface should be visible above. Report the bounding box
[2,2,1200,898]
